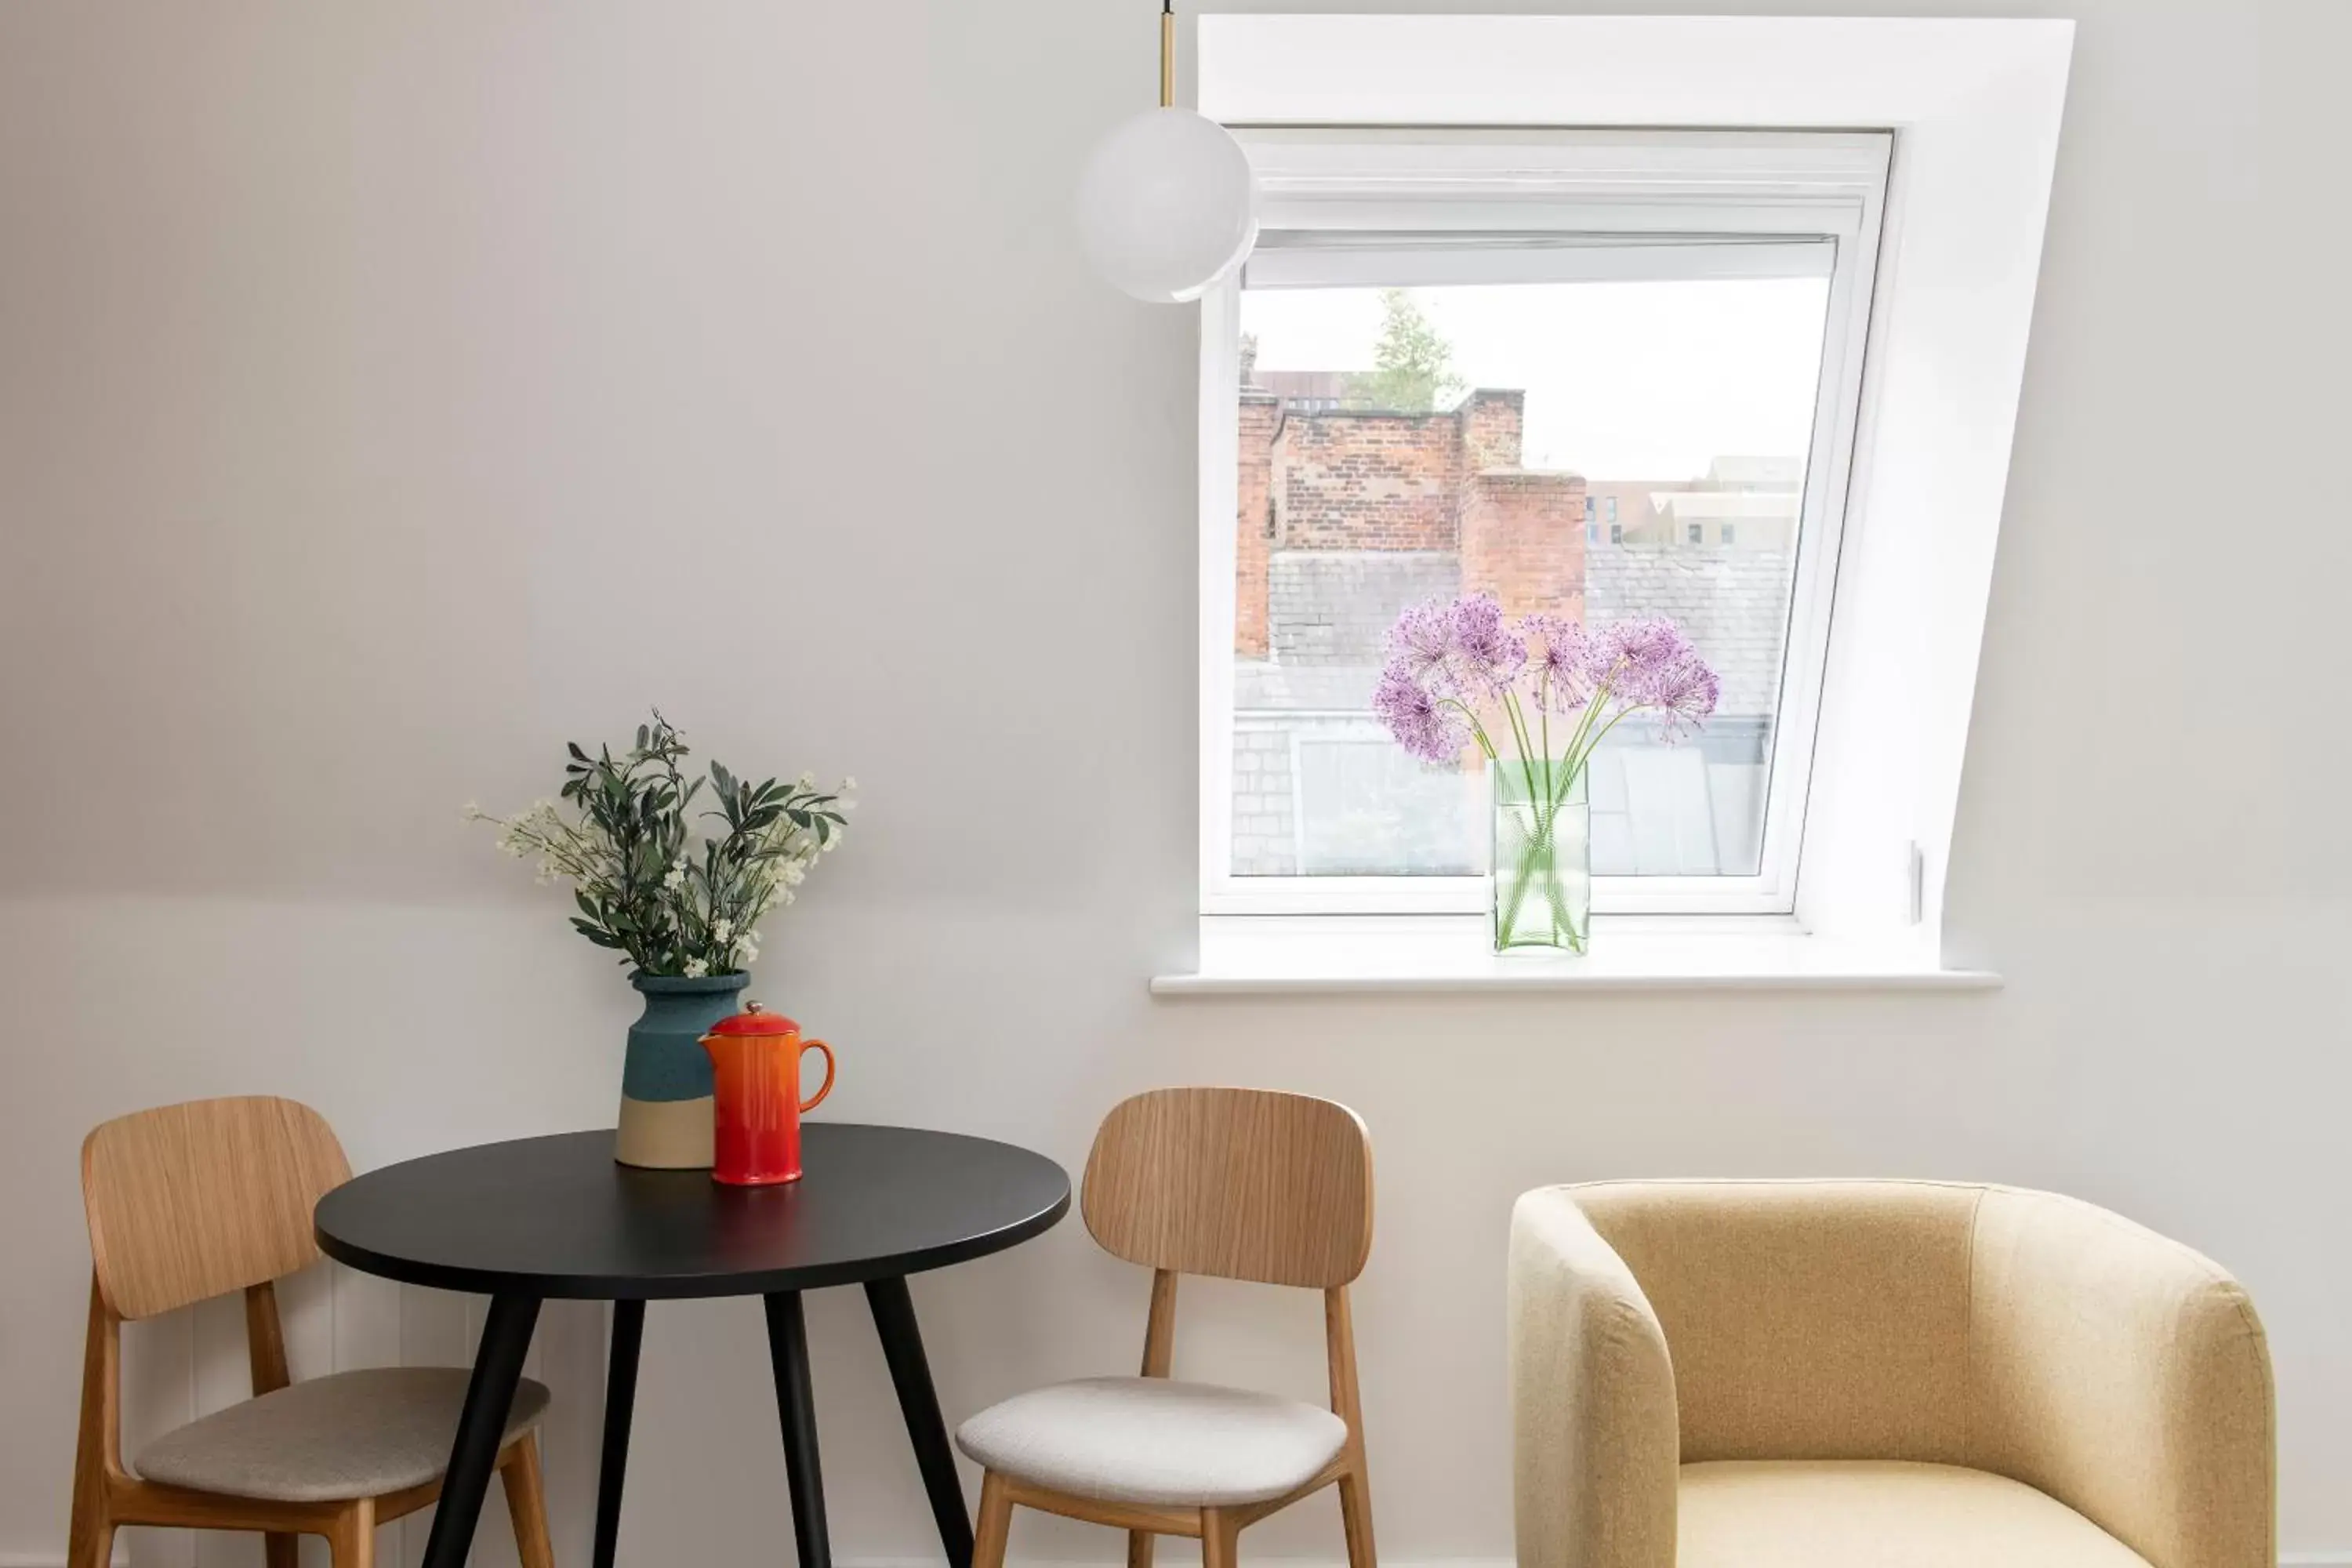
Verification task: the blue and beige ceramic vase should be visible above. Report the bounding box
[612,971,749,1169]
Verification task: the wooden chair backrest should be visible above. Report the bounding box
[1081,1087,1374,1288]
[81,1097,352,1320]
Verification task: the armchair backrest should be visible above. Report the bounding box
[1573,1179,1977,1464]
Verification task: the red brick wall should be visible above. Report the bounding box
[1272,412,1464,551]
[1235,394,1279,658]
[1461,470,1588,622]
[1458,390,1524,472]
[1233,383,1585,657]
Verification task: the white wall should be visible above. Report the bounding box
[0,1,2341,1564]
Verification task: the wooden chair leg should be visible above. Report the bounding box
[69,1279,118,1568]
[971,1472,1014,1568]
[65,1425,111,1568]
[501,1432,556,1568]
[1127,1529,1156,1568]
[1338,1462,1377,1568]
[328,1497,376,1568]
[264,1532,299,1568]
[64,1510,111,1568]
[1325,1287,1376,1568]
[64,1442,111,1568]
[1202,1508,1240,1568]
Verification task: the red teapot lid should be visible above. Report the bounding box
[704,1000,800,1036]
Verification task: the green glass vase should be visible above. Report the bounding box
[1491,760,1591,954]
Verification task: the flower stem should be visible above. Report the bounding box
[1439,696,1501,761]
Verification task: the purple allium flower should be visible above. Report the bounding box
[1376,598,1715,770]
[1522,615,1597,712]
[1596,616,1694,673]
[1446,592,1528,694]
[1643,652,1721,742]
[1569,618,1719,741]
[1382,592,1526,700]
[1371,663,1470,764]
[1593,617,1697,702]
[1382,598,1458,690]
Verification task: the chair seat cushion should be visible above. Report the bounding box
[1679,1460,2155,1568]
[135,1367,551,1503]
[955,1376,1348,1507]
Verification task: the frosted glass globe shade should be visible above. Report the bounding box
[1075,107,1260,304]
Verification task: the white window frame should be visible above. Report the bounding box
[1198,129,1890,919]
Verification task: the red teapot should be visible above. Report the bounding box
[699,1003,835,1185]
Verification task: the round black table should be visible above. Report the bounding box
[314,1124,1070,1568]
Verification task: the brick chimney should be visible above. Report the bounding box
[1461,468,1588,621]
[1454,388,1581,618]
[1459,389,1524,470]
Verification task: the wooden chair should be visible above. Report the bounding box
[70,1097,554,1568]
[955,1087,1377,1568]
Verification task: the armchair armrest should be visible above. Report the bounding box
[1508,1187,1679,1568]
[1966,1188,2274,1568]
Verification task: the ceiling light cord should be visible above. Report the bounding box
[1160,0,1175,108]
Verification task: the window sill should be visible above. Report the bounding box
[1152,916,2000,996]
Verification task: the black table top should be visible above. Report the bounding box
[314,1124,1071,1301]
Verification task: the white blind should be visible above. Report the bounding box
[1243,234,1838,290]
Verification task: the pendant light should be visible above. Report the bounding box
[1073,0,1260,303]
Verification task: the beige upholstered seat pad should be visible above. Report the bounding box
[1679,1461,2154,1568]
[135,1367,550,1503]
[955,1376,1347,1506]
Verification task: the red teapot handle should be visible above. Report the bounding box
[797,1038,835,1112]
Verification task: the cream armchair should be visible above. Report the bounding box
[1510,1181,2272,1568]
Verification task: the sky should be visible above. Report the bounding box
[1240,278,1831,481]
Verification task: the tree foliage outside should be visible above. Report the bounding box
[1345,289,1465,412]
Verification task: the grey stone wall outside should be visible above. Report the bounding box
[1584,543,1795,717]
[1229,724,1298,876]
[1268,551,1460,667]
[1240,551,1456,876]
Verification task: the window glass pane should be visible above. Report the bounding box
[1229,273,1829,879]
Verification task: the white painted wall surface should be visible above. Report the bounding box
[0,2,2342,1564]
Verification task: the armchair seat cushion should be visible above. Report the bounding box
[134,1367,551,1503]
[1679,1461,2154,1568]
[955,1376,1347,1507]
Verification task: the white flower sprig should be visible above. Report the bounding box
[466,713,851,978]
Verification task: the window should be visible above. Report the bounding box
[1203,130,1889,916]
[1175,16,2074,978]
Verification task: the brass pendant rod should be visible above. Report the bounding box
[1160,0,1174,107]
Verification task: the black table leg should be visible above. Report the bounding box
[420,1292,541,1568]
[592,1298,645,1568]
[764,1290,832,1568]
[865,1276,975,1568]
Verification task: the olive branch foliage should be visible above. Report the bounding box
[471,712,849,977]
